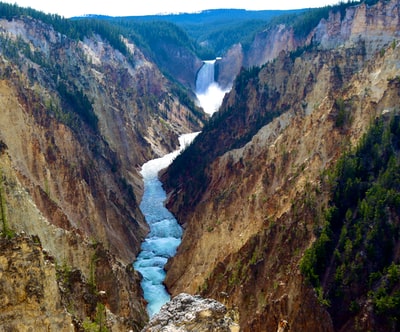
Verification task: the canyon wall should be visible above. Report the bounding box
[0,13,206,330]
[163,1,400,331]
[217,0,400,89]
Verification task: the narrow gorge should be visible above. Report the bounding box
[134,133,198,317]
[135,58,228,318]
[0,1,399,331]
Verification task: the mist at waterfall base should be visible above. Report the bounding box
[196,60,229,115]
[133,133,199,317]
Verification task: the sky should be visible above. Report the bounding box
[2,0,341,18]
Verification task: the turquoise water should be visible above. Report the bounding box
[133,133,198,317]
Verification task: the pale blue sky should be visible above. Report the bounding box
[3,0,341,17]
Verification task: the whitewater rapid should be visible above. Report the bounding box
[133,132,199,317]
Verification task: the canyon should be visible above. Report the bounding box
[0,0,399,331]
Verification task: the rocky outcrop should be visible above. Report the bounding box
[215,18,303,90]
[163,1,400,331]
[0,235,74,331]
[314,0,400,57]
[0,232,148,331]
[142,293,239,332]
[215,43,243,90]
[277,320,290,332]
[245,24,301,68]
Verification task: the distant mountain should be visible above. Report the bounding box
[87,9,304,57]
[124,8,296,23]
[88,8,302,32]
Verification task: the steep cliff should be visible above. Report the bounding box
[0,9,206,331]
[0,148,148,330]
[163,1,400,331]
[217,0,400,89]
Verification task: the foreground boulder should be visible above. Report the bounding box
[142,293,239,332]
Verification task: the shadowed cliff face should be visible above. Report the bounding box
[163,1,400,331]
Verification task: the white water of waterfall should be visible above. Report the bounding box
[196,60,216,94]
[133,132,199,317]
[196,60,229,115]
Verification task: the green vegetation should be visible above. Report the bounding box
[56,261,73,288]
[0,35,46,68]
[57,83,98,132]
[0,2,129,57]
[300,225,332,289]
[371,263,400,320]
[334,97,353,128]
[0,169,14,239]
[82,303,108,332]
[88,251,98,293]
[105,9,299,57]
[300,115,400,329]
[121,20,197,56]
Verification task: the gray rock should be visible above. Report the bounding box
[142,293,239,332]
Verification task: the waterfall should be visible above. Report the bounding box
[195,60,216,94]
[195,59,229,115]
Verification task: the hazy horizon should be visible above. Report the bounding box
[2,0,341,18]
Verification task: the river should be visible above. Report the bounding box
[133,133,199,317]
[134,59,228,317]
